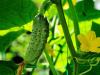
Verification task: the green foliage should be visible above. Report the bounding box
[91,22,100,37]
[45,4,57,20]
[0,29,25,52]
[66,0,100,21]
[83,0,94,13]
[78,62,100,75]
[0,0,100,75]
[0,61,17,75]
[0,0,37,29]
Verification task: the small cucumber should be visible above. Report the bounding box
[24,14,49,64]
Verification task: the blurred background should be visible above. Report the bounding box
[0,0,100,75]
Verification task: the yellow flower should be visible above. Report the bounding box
[77,31,100,53]
[63,0,77,9]
[45,43,55,57]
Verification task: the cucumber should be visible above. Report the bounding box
[24,14,49,64]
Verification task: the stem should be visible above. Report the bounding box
[66,63,73,75]
[49,16,57,75]
[44,50,58,75]
[30,61,37,75]
[39,0,52,14]
[51,0,77,58]
[67,0,80,50]
[51,16,56,40]
[54,50,61,65]
[50,0,79,75]
[16,62,25,75]
[54,44,65,65]
[73,58,79,75]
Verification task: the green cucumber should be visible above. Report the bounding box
[24,14,49,64]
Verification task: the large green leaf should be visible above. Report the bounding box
[65,0,100,21]
[0,0,38,30]
[0,61,18,75]
[0,29,25,52]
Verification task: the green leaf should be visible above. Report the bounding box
[45,4,57,20]
[83,0,94,13]
[91,22,100,37]
[0,29,25,52]
[78,62,100,75]
[66,1,100,21]
[0,61,18,75]
[64,63,72,75]
[0,0,38,30]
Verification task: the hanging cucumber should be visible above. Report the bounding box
[24,14,49,64]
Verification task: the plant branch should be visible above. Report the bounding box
[16,62,25,75]
[51,0,77,57]
[67,0,80,50]
[44,50,58,75]
[50,1,79,75]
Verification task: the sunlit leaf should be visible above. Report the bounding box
[0,29,25,52]
[0,0,37,29]
[66,1,100,21]
[45,4,57,20]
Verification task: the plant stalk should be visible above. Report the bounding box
[44,50,58,75]
[67,0,80,50]
[51,0,77,57]
[50,0,78,75]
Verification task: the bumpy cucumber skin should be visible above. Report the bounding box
[24,14,49,64]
